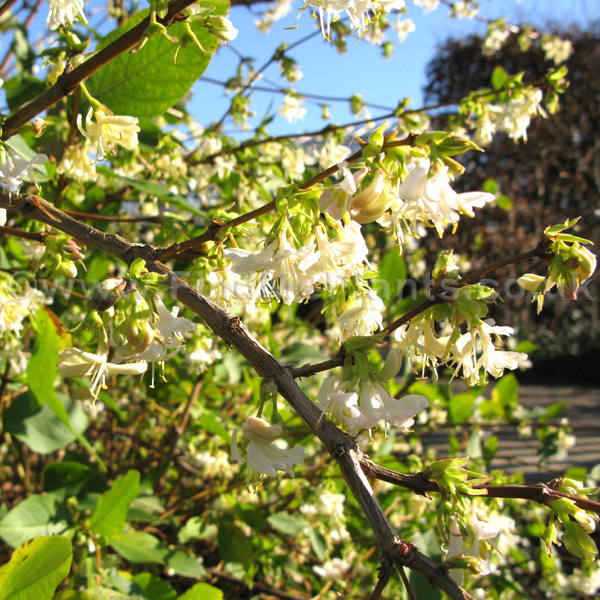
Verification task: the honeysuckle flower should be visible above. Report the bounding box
[394,159,494,237]
[445,511,499,584]
[337,290,384,339]
[231,416,304,480]
[0,146,48,192]
[278,93,306,123]
[450,321,528,385]
[57,347,147,400]
[313,557,350,578]
[319,165,369,221]
[0,288,47,336]
[308,221,369,288]
[496,89,546,142]
[317,375,429,436]
[349,171,396,224]
[541,35,573,64]
[394,17,415,42]
[317,375,369,435]
[57,144,96,182]
[358,380,430,433]
[47,0,86,29]
[77,108,140,159]
[226,230,318,304]
[205,15,239,41]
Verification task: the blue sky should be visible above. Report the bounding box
[192,0,600,136]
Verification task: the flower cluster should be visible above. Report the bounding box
[0,145,48,193]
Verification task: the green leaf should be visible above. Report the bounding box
[267,512,308,535]
[179,583,223,600]
[307,527,327,561]
[108,531,203,576]
[448,392,475,424]
[496,194,513,210]
[0,496,69,548]
[491,66,509,90]
[95,166,204,216]
[217,521,253,572]
[86,2,227,119]
[0,536,72,600]
[131,573,176,600]
[89,470,140,537]
[3,76,47,113]
[376,248,406,303]
[26,309,63,409]
[43,462,94,501]
[53,589,130,600]
[109,531,167,565]
[539,402,566,423]
[279,342,329,366]
[3,392,89,454]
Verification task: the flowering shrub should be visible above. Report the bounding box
[0,3,598,600]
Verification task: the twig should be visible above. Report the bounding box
[0,0,200,141]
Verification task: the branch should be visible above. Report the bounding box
[0,0,199,141]
[361,458,600,515]
[0,190,473,600]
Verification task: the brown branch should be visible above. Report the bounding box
[0,225,48,242]
[0,190,473,600]
[0,0,199,141]
[361,458,600,514]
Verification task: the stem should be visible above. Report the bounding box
[1,0,200,141]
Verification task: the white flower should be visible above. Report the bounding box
[0,146,48,192]
[58,347,147,400]
[413,0,439,12]
[450,321,528,385]
[308,221,369,289]
[0,288,47,336]
[47,0,86,29]
[226,231,318,305]
[231,416,304,480]
[394,17,415,42]
[496,89,546,142]
[313,557,350,578]
[337,290,384,339]
[395,158,494,237]
[317,375,429,436]
[57,144,96,182]
[279,93,306,123]
[445,511,499,584]
[541,35,573,64]
[77,108,140,159]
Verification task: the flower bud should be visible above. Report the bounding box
[517,273,546,293]
[379,348,401,380]
[206,15,238,41]
[243,416,282,445]
[350,171,395,224]
[572,244,597,284]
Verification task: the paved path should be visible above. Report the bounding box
[423,385,600,482]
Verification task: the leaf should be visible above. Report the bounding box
[217,521,253,572]
[376,248,406,303]
[89,470,140,537]
[279,342,329,366]
[95,166,204,216]
[267,512,308,535]
[86,2,228,119]
[131,573,176,600]
[448,392,475,424]
[491,65,509,90]
[0,536,72,600]
[179,583,223,600]
[3,76,47,113]
[43,462,93,501]
[53,589,130,600]
[0,496,69,548]
[27,309,63,408]
[109,531,167,565]
[3,392,89,454]
[108,531,204,576]
[307,527,327,561]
